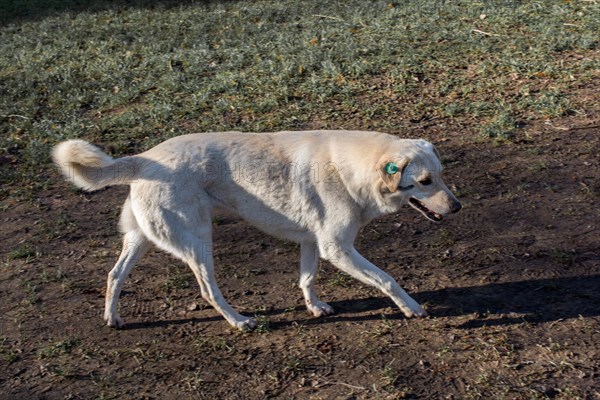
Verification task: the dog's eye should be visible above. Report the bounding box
[419,178,432,186]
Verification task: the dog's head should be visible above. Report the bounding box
[377,139,461,222]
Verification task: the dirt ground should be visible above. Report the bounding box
[1,117,599,399]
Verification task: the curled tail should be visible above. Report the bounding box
[52,140,140,191]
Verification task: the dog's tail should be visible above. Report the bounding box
[52,139,140,191]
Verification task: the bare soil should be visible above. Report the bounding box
[1,118,599,399]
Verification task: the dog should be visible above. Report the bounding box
[53,130,461,331]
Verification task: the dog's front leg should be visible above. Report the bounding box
[320,244,427,318]
[299,242,335,317]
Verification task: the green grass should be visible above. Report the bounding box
[328,270,356,288]
[37,337,81,359]
[6,243,40,261]
[0,337,19,364]
[252,314,272,334]
[163,263,192,291]
[1,0,598,198]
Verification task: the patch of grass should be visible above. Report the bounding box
[328,271,354,288]
[0,337,19,364]
[253,314,272,334]
[183,370,206,392]
[480,111,518,141]
[364,315,395,338]
[6,243,41,262]
[163,263,192,291]
[193,337,234,354]
[37,337,81,359]
[380,358,400,388]
[522,89,573,118]
[283,355,305,375]
[40,267,67,284]
[379,359,417,399]
[23,282,41,306]
[500,183,530,201]
[39,212,79,240]
[528,160,548,172]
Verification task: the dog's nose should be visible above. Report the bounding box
[451,200,462,213]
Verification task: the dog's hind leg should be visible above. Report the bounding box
[104,229,151,328]
[187,231,258,331]
[130,189,256,331]
[182,233,257,331]
[299,242,335,317]
[149,213,257,331]
[104,197,151,328]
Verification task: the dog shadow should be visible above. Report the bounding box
[270,274,600,330]
[121,316,223,331]
[121,274,600,331]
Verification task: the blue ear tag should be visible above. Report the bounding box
[385,162,399,175]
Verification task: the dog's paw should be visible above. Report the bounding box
[308,301,335,317]
[412,307,428,318]
[104,314,125,329]
[403,305,428,318]
[235,317,258,332]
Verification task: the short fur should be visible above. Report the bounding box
[53,130,461,330]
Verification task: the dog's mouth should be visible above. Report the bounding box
[409,198,443,222]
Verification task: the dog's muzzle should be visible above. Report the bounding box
[409,198,444,222]
[409,197,461,222]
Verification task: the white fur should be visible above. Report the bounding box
[52,140,139,191]
[53,130,461,331]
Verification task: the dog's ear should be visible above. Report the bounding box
[377,157,409,193]
[432,144,441,161]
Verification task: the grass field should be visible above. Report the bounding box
[1,0,598,197]
[1,1,599,399]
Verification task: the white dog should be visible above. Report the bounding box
[53,130,461,331]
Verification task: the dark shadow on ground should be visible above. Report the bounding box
[121,315,222,330]
[122,274,600,331]
[268,274,600,330]
[420,274,600,328]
